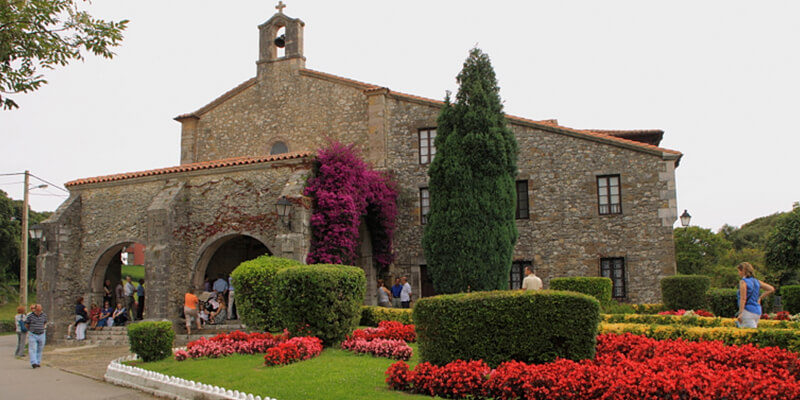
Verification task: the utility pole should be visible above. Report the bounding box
[20,170,29,306]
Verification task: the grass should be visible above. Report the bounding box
[138,345,430,400]
[0,292,36,320]
[121,265,145,282]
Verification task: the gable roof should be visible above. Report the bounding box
[65,151,312,187]
[173,68,681,161]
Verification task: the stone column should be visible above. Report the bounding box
[145,182,185,319]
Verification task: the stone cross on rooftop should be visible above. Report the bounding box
[275,1,286,14]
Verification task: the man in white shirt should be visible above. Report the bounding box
[521,266,543,291]
[400,276,413,308]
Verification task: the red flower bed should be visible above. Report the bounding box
[762,311,792,320]
[351,321,416,342]
[386,333,800,399]
[263,336,323,366]
[174,330,291,361]
[658,309,715,317]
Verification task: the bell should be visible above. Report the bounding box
[274,34,286,48]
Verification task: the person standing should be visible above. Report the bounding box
[25,304,47,369]
[377,279,392,307]
[184,288,202,335]
[391,278,403,308]
[136,279,145,320]
[74,297,89,340]
[227,275,237,320]
[736,262,775,328]
[14,305,27,358]
[124,276,137,321]
[521,266,543,291]
[103,279,113,306]
[213,273,228,297]
[400,276,413,309]
[114,280,124,309]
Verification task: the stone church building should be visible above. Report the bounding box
[36,9,681,335]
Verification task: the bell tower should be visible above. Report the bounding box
[257,2,305,76]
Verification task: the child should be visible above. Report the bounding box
[89,303,101,330]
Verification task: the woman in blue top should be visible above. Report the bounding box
[736,262,775,328]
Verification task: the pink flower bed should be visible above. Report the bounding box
[174,329,325,367]
[341,321,415,360]
[386,333,800,399]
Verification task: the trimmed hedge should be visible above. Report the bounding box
[782,285,800,314]
[550,277,612,305]
[231,255,302,331]
[599,322,800,353]
[274,264,365,346]
[706,288,738,318]
[413,290,600,367]
[661,275,710,311]
[360,306,413,326]
[127,321,174,362]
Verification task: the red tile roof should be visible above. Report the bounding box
[65,151,312,187]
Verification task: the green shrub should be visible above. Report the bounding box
[231,255,302,331]
[782,285,800,314]
[706,288,738,318]
[413,290,600,367]
[550,277,612,305]
[127,321,174,362]
[360,306,413,326]
[275,264,365,346]
[661,275,710,311]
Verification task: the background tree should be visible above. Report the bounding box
[1,0,128,109]
[673,226,731,275]
[719,212,785,251]
[764,203,800,287]
[422,48,518,294]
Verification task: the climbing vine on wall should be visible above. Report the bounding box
[304,142,397,269]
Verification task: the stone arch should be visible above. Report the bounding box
[192,233,271,289]
[88,240,146,308]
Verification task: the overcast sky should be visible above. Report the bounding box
[1,0,798,232]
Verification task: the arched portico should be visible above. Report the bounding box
[192,233,271,289]
[88,240,146,309]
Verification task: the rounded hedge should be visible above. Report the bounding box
[231,255,302,331]
[782,285,800,314]
[550,277,612,305]
[413,290,600,367]
[274,264,365,345]
[706,288,738,318]
[127,321,174,362]
[360,305,413,326]
[661,275,710,311]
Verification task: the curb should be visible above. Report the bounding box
[104,348,277,400]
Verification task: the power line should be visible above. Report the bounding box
[0,172,25,177]
[29,173,69,193]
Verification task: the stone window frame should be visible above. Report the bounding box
[419,187,430,225]
[600,257,626,299]
[268,138,290,155]
[515,180,530,219]
[418,128,437,165]
[596,174,622,215]
[509,260,532,290]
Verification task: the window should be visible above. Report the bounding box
[270,141,288,155]
[509,260,531,290]
[419,128,437,164]
[601,257,626,299]
[516,180,529,219]
[597,175,621,215]
[420,188,430,225]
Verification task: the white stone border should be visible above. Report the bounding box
[104,347,277,400]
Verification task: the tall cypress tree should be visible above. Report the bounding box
[422,48,518,293]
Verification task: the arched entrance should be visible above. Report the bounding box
[88,241,146,315]
[193,234,270,289]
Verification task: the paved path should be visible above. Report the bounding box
[0,334,156,399]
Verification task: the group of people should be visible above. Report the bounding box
[184,273,236,334]
[14,303,47,368]
[376,276,413,308]
[102,275,145,322]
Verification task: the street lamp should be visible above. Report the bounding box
[29,224,44,240]
[680,209,692,227]
[275,196,292,227]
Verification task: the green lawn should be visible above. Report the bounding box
[0,292,36,320]
[121,265,145,282]
[138,345,429,400]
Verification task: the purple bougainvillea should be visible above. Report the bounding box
[304,142,397,268]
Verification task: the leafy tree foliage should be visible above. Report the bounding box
[765,204,800,287]
[0,189,50,283]
[422,48,518,294]
[720,212,786,251]
[1,0,128,109]
[673,226,731,275]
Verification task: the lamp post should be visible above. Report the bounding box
[680,209,692,227]
[275,196,292,227]
[19,170,47,306]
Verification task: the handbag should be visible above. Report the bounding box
[17,318,28,333]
